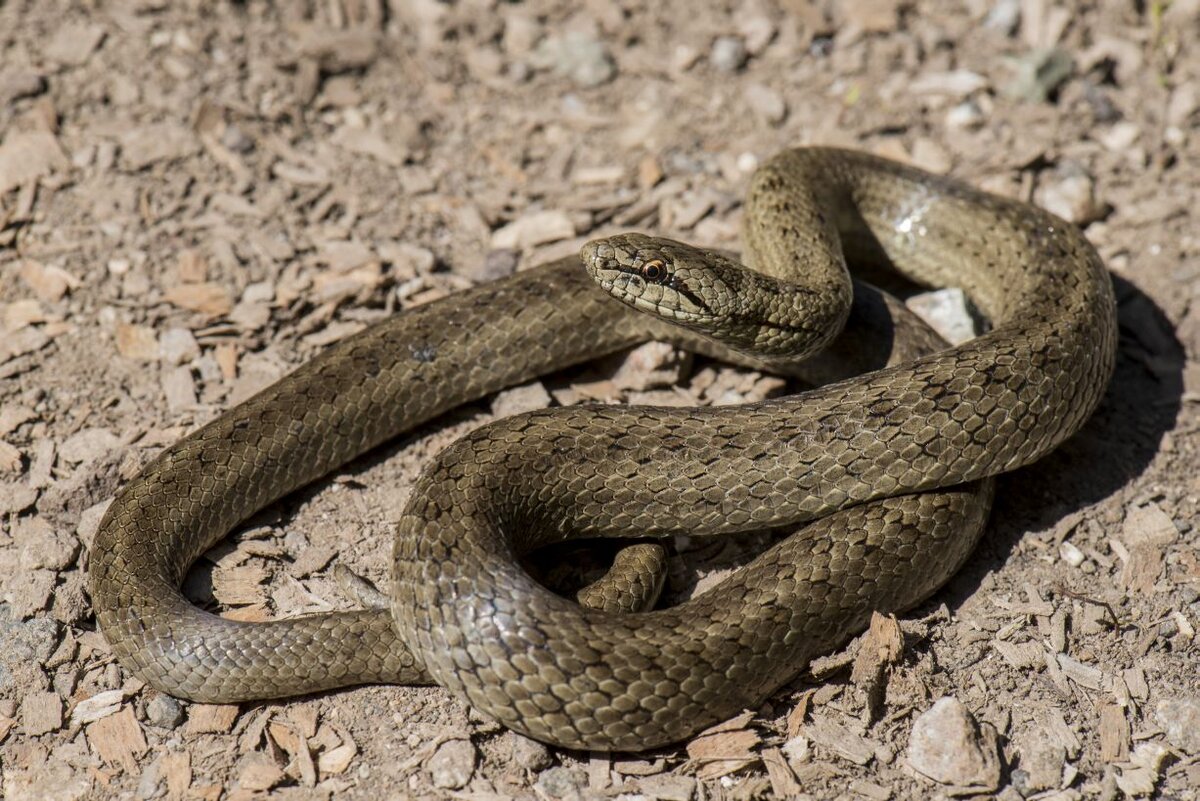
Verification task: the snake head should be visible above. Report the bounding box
[580,234,740,328]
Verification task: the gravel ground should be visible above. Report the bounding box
[1,1,1199,799]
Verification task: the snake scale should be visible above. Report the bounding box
[91,148,1116,751]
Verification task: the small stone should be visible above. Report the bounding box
[945,100,986,130]
[158,327,200,366]
[533,31,616,88]
[428,739,475,790]
[710,36,749,73]
[491,381,553,417]
[985,0,1021,35]
[1059,540,1086,567]
[612,342,692,391]
[1096,121,1140,152]
[910,70,989,98]
[1004,47,1074,103]
[739,14,777,54]
[471,249,519,283]
[906,288,979,345]
[145,694,185,729]
[745,83,787,126]
[44,22,106,66]
[536,766,587,799]
[0,69,46,106]
[907,697,1001,791]
[1035,163,1102,225]
[1014,733,1065,793]
[379,242,436,279]
[510,733,552,771]
[911,138,952,174]
[1167,82,1199,128]
[0,130,70,195]
[1154,698,1200,754]
[59,427,120,464]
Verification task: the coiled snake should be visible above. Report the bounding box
[91,148,1116,751]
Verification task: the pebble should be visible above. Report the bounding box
[1035,163,1101,225]
[145,694,185,729]
[158,327,200,366]
[906,288,979,345]
[907,697,1001,790]
[0,609,59,691]
[379,242,436,279]
[0,69,46,106]
[491,381,553,417]
[710,36,749,73]
[745,83,787,126]
[1013,735,1065,794]
[1096,121,1140,152]
[510,733,552,771]
[910,138,953,174]
[612,342,691,391]
[59,427,120,465]
[1004,47,1074,103]
[1154,697,1200,754]
[471,249,520,282]
[910,70,989,98]
[945,100,986,130]
[1059,540,1086,567]
[534,31,616,88]
[536,766,588,800]
[738,13,777,55]
[984,0,1021,35]
[428,739,476,789]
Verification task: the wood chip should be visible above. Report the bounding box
[163,751,192,800]
[19,259,79,302]
[115,323,159,361]
[212,562,269,607]
[269,720,317,786]
[1120,502,1178,594]
[164,283,234,318]
[686,711,759,779]
[86,705,147,771]
[490,209,576,250]
[70,689,127,725]
[1099,703,1130,762]
[162,366,197,412]
[317,738,358,775]
[185,703,240,735]
[851,612,904,685]
[761,746,803,797]
[176,249,208,283]
[20,690,63,736]
[0,129,69,195]
[0,440,21,472]
[804,715,877,766]
[238,752,286,791]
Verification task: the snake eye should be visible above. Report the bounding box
[641,259,666,281]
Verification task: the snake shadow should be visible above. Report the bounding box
[931,273,1184,611]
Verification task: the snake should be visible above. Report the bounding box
[91,147,1116,751]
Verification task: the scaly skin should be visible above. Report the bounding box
[91,148,1116,751]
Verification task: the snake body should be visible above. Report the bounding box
[91,148,1116,750]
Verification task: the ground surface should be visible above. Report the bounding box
[1,1,1199,799]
